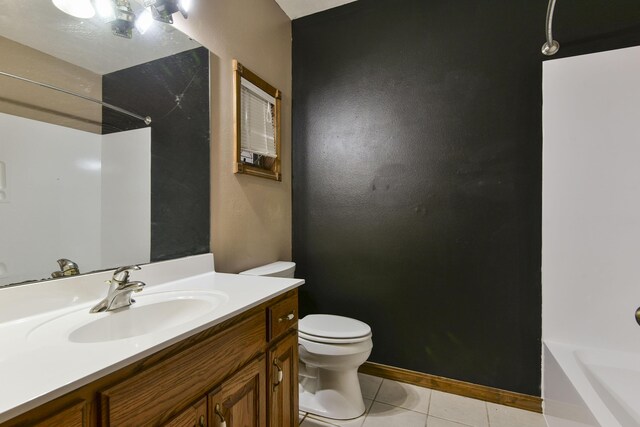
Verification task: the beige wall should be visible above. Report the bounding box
[176,0,292,273]
[0,36,102,134]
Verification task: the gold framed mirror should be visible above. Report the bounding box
[233,60,281,181]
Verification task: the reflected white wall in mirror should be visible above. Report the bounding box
[101,128,151,269]
[0,113,150,286]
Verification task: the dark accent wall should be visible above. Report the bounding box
[103,47,210,262]
[292,0,640,396]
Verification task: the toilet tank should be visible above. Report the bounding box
[239,261,296,278]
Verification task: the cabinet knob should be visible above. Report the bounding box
[198,414,205,427]
[215,403,227,427]
[278,311,295,322]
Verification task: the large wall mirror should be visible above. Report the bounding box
[0,0,210,287]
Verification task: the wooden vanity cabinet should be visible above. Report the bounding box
[1,289,299,427]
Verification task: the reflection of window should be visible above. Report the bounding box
[241,78,276,158]
[233,60,281,181]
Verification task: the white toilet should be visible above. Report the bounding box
[240,261,373,420]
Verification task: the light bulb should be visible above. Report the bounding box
[179,0,191,13]
[52,0,96,19]
[95,0,116,20]
[135,8,154,34]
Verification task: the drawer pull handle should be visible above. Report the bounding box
[197,414,205,427]
[278,311,295,322]
[273,358,283,387]
[215,403,226,427]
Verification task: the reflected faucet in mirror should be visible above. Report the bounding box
[90,265,146,313]
[51,258,80,278]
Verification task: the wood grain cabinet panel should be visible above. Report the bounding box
[163,398,206,427]
[31,401,86,427]
[208,356,267,427]
[268,331,298,427]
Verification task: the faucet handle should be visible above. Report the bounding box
[112,265,141,283]
[51,258,79,278]
[57,258,79,274]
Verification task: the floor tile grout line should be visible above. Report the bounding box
[485,401,491,427]
[371,377,383,402]
[372,400,433,416]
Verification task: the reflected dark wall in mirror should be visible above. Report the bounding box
[102,47,210,261]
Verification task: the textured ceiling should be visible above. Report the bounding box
[274,0,357,19]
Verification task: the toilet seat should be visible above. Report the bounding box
[299,314,371,344]
[299,334,373,357]
[298,330,372,344]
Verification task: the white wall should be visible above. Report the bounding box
[542,45,640,354]
[101,128,151,269]
[0,113,101,284]
[0,113,150,285]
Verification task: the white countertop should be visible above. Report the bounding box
[0,254,304,423]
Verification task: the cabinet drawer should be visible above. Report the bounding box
[268,291,297,342]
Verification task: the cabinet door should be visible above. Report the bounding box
[163,398,206,427]
[208,356,266,427]
[268,331,298,427]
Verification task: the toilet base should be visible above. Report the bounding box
[299,367,366,420]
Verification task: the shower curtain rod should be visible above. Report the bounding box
[0,71,152,125]
[542,0,560,55]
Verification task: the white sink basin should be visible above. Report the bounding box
[28,290,228,344]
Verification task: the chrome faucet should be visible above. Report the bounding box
[51,258,80,278]
[90,265,146,313]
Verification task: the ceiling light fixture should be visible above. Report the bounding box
[110,0,136,39]
[144,0,189,24]
[54,0,191,40]
[52,0,96,19]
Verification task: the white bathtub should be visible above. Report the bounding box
[544,341,640,427]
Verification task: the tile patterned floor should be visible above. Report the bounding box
[299,374,548,427]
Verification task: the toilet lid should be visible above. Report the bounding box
[298,314,371,340]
